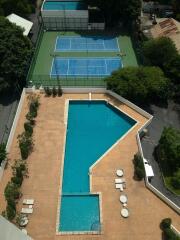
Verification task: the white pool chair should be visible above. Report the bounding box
[115,183,123,191]
[23,199,34,205]
[21,208,33,214]
[115,178,125,184]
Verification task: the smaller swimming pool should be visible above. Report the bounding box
[43,1,87,10]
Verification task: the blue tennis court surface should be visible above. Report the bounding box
[51,57,122,77]
[55,36,120,52]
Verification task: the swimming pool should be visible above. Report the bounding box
[59,101,136,232]
[43,1,87,10]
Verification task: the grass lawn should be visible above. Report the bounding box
[28,31,138,87]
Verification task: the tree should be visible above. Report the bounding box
[0,0,36,17]
[106,66,169,105]
[165,55,180,84]
[157,127,180,173]
[0,17,33,92]
[143,37,178,69]
[86,0,141,26]
[0,143,7,166]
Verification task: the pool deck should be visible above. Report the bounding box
[0,93,179,240]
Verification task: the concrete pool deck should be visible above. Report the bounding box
[0,92,179,240]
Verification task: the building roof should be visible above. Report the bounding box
[150,18,180,52]
[0,216,32,240]
[6,13,33,36]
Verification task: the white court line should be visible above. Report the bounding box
[50,58,55,78]
[69,38,71,50]
[54,36,58,52]
[116,37,120,52]
[102,39,106,50]
[104,59,108,74]
[67,59,70,75]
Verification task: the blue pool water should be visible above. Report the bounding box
[43,1,87,10]
[60,101,136,232]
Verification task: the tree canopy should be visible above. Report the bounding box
[106,66,169,105]
[143,37,178,69]
[0,17,33,92]
[158,127,180,173]
[86,0,141,26]
[0,0,36,17]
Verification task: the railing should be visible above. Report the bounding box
[26,23,44,86]
[29,74,107,88]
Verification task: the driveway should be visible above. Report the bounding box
[141,101,180,207]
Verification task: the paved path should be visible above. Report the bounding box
[0,91,19,144]
[141,101,180,207]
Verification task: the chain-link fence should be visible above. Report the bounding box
[28,74,107,88]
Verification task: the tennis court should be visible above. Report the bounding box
[55,36,120,52]
[50,57,122,77]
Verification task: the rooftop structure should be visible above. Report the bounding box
[150,18,180,52]
[6,13,33,36]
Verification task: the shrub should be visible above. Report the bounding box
[24,122,33,136]
[11,176,23,187]
[163,228,179,240]
[0,143,7,166]
[7,198,16,211]
[18,132,33,160]
[44,87,51,96]
[6,204,16,220]
[133,154,145,180]
[52,87,57,97]
[171,171,180,190]
[28,94,40,119]
[4,182,20,201]
[160,218,172,230]
[57,85,63,96]
[26,112,35,125]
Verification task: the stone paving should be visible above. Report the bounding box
[0,93,179,240]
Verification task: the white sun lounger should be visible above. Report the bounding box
[115,183,123,191]
[115,178,125,184]
[21,208,33,214]
[23,199,34,205]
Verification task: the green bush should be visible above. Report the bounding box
[160,218,172,230]
[52,87,57,97]
[0,143,7,166]
[163,228,179,240]
[28,94,40,119]
[6,204,16,220]
[44,87,51,96]
[11,176,23,187]
[24,121,33,136]
[18,132,33,160]
[171,171,180,190]
[57,85,63,96]
[133,154,145,180]
[4,182,20,201]
[7,198,16,211]
[26,112,35,125]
